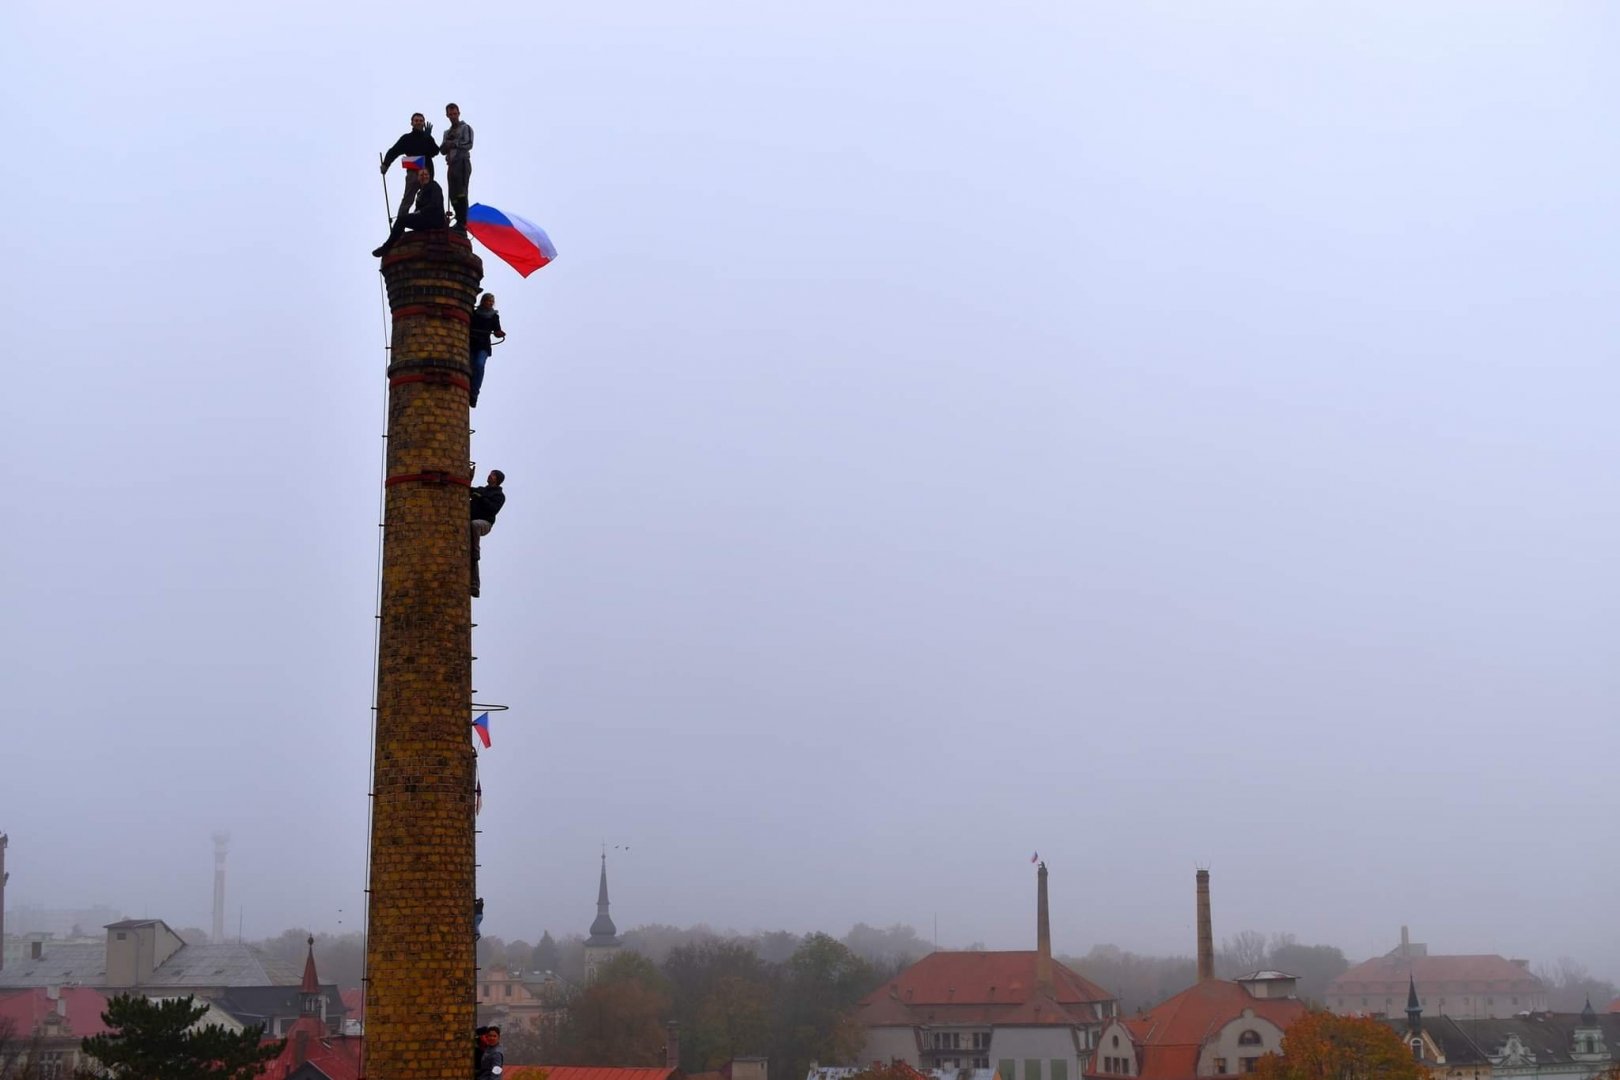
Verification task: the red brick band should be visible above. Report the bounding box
[390,371,471,391]
[391,302,472,324]
[385,471,472,487]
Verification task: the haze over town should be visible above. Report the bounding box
[3,0,1616,995]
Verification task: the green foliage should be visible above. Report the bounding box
[79,994,282,1080]
[771,934,878,1080]
[549,953,674,1066]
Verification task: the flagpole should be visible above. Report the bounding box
[380,153,393,226]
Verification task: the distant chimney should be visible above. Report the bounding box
[1400,925,1410,961]
[211,833,230,945]
[1035,861,1053,995]
[1195,869,1215,982]
[665,1020,680,1070]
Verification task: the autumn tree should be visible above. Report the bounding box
[1253,1011,1423,1080]
[551,953,673,1066]
[533,932,562,974]
[769,934,877,1080]
[79,994,283,1080]
[664,941,775,1070]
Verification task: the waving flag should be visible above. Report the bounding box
[472,712,492,748]
[1030,851,1039,864]
[402,155,428,170]
[465,203,557,277]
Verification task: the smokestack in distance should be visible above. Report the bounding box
[1196,868,1215,982]
[1036,861,1053,995]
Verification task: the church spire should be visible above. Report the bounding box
[587,852,618,943]
[1406,975,1422,1035]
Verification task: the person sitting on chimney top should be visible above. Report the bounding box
[372,171,446,257]
[379,112,440,220]
[469,470,505,598]
[477,1025,504,1080]
[468,293,505,408]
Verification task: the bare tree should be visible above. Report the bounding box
[1218,931,1270,977]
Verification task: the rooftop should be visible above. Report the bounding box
[857,950,1113,1028]
[1330,954,1544,995]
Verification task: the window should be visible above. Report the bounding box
[973,1059,989,1070]
[973,1032,992,1050]
[1237,1031,1262,1047]
[1024,1059,1042,1080]
[1240,1059,1259,1074]
[1050,1059,1068,1080]
[1214,1059,1228,1075]
[1411,1040,1423,1061]
[998,1057,1015,1080]
[1112,1035,1120,1048]
[35,1052,65,1080]
[504,983,513,998]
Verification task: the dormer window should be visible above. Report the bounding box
[1237,1031,1262,1047]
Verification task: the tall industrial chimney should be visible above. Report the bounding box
[364,229,483,1080]
[211,833,229,945]
[1196,868,1215,982]
[0,832,9,972]
[1035,861,1053,995]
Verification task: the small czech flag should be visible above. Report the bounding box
[1030,851,1039,864]
[402,155,428,171]
[472,712,492,748]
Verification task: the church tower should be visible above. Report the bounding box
[583,853,622,982]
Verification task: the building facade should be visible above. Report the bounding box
[855,864,1117,1080]
[1328,930,1546,1019]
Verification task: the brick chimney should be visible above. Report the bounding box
[1196,869,1215,982]
[1035,861,1053,995]
[0,832,7,972]
[665,1020,681,1070]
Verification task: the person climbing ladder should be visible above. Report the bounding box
[469,469,505,598]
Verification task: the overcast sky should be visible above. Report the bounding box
[2,1,1617,978]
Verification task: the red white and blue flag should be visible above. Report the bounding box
[465,202,558,277]
[472,712,492,748]
[1030,851,1039,864]
[402,155,429,171]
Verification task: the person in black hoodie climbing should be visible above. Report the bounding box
[469,469,505,598]
[380,112,441,221]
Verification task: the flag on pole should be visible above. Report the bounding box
[465,203,558,277]
[402,155,428,170]
[472,712,492,748]
[1030,851,1039,864]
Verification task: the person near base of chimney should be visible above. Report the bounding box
[477,1025,504,1079]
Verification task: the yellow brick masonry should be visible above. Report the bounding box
[366,231,485,1079]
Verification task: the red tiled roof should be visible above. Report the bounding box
[856,951,1113,1027]
[1608,997,1620,1014]
[507,1068,680,1080]
[1329,955,1544,995]
[0,987,114,1039]
[258,1019,362,1080]
[1117,980,1305,1080]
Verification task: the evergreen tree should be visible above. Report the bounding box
[79,994,282,1080]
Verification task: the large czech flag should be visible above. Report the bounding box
[465,203,558,277]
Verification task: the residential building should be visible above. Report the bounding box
[1085,872,1306,1080]
[213,938,347,1037]
[853,863,1117,1080]
[1388,979,1620,1080]
[477,964,572,1029]
[585,854,623,983]
[1327,929,1546,1019]
[257,939,361,1080]
[0,985,113,1079]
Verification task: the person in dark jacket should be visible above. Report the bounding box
[469,470,505,598]
[380,112,440,220]
[372,174,446,256]
[468,293,506,408]
[476,1026,504,1079]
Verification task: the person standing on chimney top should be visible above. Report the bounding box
[441,102,474,231]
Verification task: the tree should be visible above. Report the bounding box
[550,953,672,1066]
[1069,945,1197,1014]
[533,931,561,974]
[0,1017,48,1080]
[1252,1011,1423,1080]
[79,994,282,1080]
[1218,931,1271,977]
[1266,944,1349,1006]
[664,941,776,1070]
[769,934,876,1080]
[1536,957,1619,1013]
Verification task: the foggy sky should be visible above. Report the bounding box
[2,1,1617,979]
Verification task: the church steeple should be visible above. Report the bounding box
[1405,975,1422,1035]
[587,853,618,943]
[299,936,322,1019]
